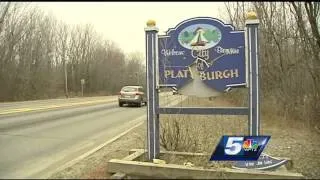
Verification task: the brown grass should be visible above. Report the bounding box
[159,92,320,178]
[159,95,247,168]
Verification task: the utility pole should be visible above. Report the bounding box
[81,79,85,97]
[64,56,68,98]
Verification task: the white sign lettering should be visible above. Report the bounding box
[215,46,240,55]
[191,49,209,60]
[161,49,185,56]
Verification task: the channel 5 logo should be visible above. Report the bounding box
[210,136,270,161]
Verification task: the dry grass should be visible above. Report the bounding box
[158,93,320,178]
[159,95,247,168]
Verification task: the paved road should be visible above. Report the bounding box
[0,93,185,178]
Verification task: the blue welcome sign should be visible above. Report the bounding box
[145,14,280,170]
[158,17,246,96]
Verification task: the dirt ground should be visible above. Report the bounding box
[49,95,320,179]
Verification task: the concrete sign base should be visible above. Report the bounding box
[108,149,304,179]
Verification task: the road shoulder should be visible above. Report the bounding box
[49,119,146,179]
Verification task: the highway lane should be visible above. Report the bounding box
[0,93,185,178]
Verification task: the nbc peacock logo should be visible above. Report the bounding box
[178,23,222,50]
[242,139,259,151]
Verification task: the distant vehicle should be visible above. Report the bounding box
[118,86,147,107]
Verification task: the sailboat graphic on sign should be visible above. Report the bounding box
[190,27,208,47]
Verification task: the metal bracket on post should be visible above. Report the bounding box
[246,12,260,136]
[145,20,160,161]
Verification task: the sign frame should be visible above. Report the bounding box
[144,15,287,170]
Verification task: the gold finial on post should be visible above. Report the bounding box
[146,20,156,27]
[246,11,258,20]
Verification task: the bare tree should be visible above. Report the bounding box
[0,2,11,34]
[56,22,70,98]
[0,3,146,101]
[223,2,320,129]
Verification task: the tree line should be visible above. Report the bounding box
[223,2,319,128]
[0,2,319,128]
[0,2,145,101]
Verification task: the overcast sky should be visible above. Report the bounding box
[34,2,228,55]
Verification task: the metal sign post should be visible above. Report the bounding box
[145,20,160,160]
[234,12,288,170]
[246,15,260,136]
